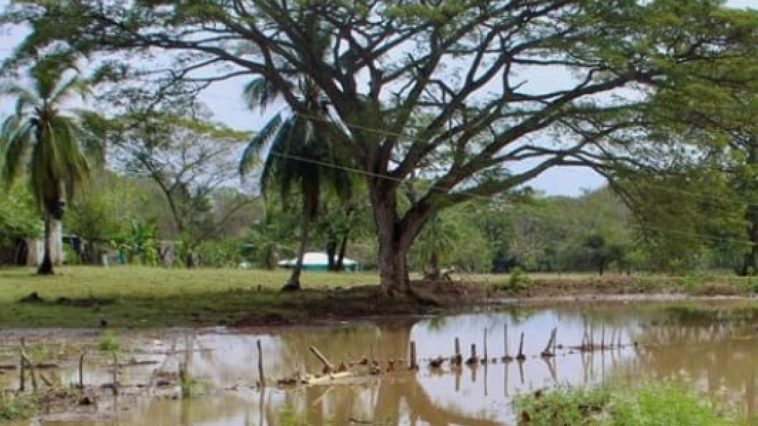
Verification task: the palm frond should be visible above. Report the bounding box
[76,110,111,167]
[0,82,37,109]
[50,75,90,105]
[0,117,33,186]
[239,113,283,178]
[243,78,281,112]
[31,51,79,101]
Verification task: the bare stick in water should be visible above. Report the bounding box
[516,332,526,361]
[112,353,119,396]
[18,348,25,392]
[541,328,557,357]
[309,345,337,374]
[79,352,85,389]
[483,328,488,363]
[466,344,479,365]
[20,339,37,393]
[410,341,418,370]
[258,340,266,387]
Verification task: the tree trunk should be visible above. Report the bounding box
[740,205,757,276]
[283,207,311,291]
[37,212,54,275]
[377,236,411,297]
[325,238,337,271]
[428,251,440,280]
[335,231,349,272]
[373,191,413,296]
[184,251,196,269]
[739,142,757,276]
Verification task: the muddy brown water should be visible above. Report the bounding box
[1,301,756,425]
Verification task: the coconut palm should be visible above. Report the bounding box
[240,77,352,291]
[0,53,90,274]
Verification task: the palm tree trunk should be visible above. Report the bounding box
[282,207,311,291]
[38,212,54,275]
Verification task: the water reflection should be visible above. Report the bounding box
[1,302,755,425]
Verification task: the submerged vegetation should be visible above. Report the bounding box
[516,381,747,426]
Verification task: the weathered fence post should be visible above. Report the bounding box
[409,341,418,370]
[516,332,526,361]
[483,328,488,363]
[258,340,266,387]
[79,352,85,389]
[466,344,479,365]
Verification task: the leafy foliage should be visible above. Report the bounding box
[0,183,41,242]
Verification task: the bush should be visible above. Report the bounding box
[515,381,743,426]
[492,267,533,293]
[196,239,242,268]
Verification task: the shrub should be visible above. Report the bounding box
[492,267,533,294]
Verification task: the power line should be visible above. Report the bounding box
[267,150,754,247]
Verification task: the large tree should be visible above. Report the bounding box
[2,0,751,293]
[610,7,757,275]
[108,108,252,267]
[0,52,91,274]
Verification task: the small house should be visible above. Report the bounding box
[277,251,360,272]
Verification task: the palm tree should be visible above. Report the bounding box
[240,77,351,291]
[0,53,90,275]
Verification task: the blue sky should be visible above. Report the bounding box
[1,0,754,197]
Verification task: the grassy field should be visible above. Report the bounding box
[0,266,754,328]
[0,266,380,328]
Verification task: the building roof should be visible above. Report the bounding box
[277,251,358,267]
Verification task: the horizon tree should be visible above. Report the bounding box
[107,105,252,268]
[3,0,753,294]
[0,52,90,274]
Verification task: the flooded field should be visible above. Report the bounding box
[1,301,756,425]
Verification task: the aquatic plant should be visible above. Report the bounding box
[515,380,744,426]
[0,393,37,422]
[98,330,120,353]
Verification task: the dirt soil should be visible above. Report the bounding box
[233,277,755,327]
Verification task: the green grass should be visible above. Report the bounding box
[0,266,753,328]
[0,266,379,328]
[485,271,756,297]
[515,381,747,426]
[0,393,37,422]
